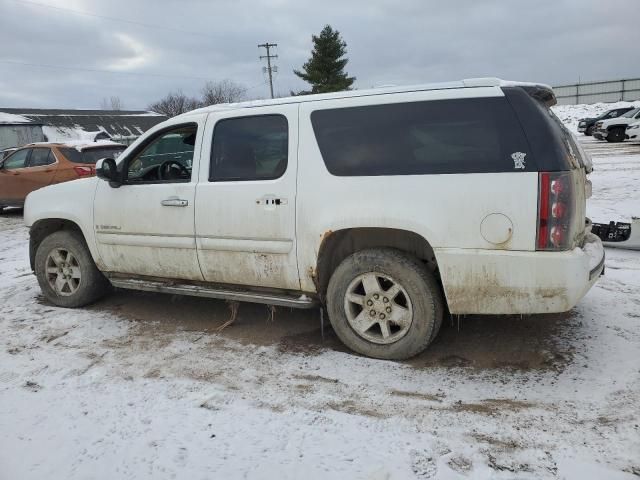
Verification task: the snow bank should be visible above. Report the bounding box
[552,101,640,133]
[0,112,31,124]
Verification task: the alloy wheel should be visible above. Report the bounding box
[45,248,82,296]
[343,272,413,344]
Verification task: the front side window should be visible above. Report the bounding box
[310,97,531,176]
[2,149,30,170]
[0,149,16,161]
[126,125,197,183]
[29,148,55,167]
[210,115,288,182]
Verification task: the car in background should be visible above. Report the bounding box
[626,120,640,141]
[0,141,126,211]
[577,107,635,136]
[593,107,640,142]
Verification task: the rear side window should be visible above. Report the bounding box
[621,108,640,118]
[60,146,126,164]
[310,97,531,176]
[29,148,55,167]
[210,115,288,181]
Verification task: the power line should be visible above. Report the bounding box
[7,0,217,39]
[0,59,213,81]
[0,60,269,94]
[258,43,278,99]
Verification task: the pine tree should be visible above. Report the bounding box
[294,25,356,94]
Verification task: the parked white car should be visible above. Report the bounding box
[593,107,640,142]
[24,78,604,360]
[626,120,640,141]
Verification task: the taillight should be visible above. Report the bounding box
[73,166,95,177]
[537,171,576,250]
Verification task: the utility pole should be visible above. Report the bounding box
[258,42,278,99]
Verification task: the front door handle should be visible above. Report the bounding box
[161,197,188,207]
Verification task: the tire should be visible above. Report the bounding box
[326,248,444,360]
[606,127,626,143]
[585,125,594,136]
[35,230,110,308]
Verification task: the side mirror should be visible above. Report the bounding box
[95,158,121,188]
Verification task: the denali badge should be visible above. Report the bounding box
[511,152,526,169]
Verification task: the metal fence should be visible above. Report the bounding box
[553,78,640,105]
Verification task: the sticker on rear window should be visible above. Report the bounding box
[511,152,526,169]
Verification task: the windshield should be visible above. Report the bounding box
[59,146,126,164]
[621,108,640,118]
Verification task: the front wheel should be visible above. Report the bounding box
[35,230,110,308]
[585,125,594,136]
[606,127,626,143]
[326,248,444,360]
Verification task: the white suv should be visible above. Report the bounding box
[24,78,604,360]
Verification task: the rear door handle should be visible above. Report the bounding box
[161,197,188,207]
[256,196,287,206]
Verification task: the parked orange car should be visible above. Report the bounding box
[0,141,126,210]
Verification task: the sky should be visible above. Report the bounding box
[0,0,639,110]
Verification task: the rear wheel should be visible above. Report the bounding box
[326,248,444,360]
[606,127,626,143]
[35,230,110,308]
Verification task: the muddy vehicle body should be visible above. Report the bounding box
[24,78,604,359]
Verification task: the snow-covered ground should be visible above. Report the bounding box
[1,117,639,479]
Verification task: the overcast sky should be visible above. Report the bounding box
[1,0,639,110]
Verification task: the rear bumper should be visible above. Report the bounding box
[436,233,604,314]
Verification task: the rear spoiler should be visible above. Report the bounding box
[519,85,557,108]
[461,78,558,108]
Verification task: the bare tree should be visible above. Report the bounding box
[201,80,245,106]
[148,91,201,117]
[100,96,124,110]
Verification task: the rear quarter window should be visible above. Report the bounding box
[310,97,532,176]
[60,146,126,164]
[502,86,582,171]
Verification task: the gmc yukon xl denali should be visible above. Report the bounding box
[24,78,604,360]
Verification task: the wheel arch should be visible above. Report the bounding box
[29,218,86,271]
[314,227,439,300]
